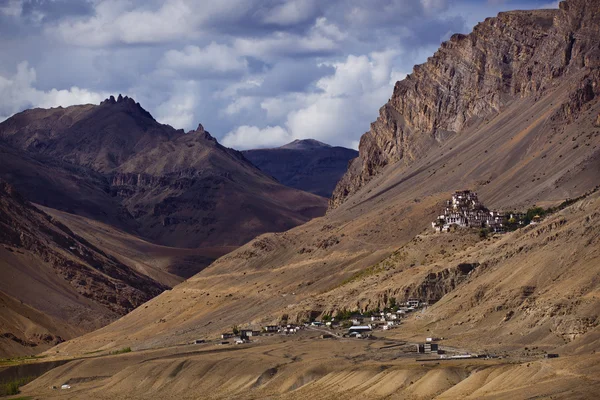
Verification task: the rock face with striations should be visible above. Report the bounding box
[330,0,600,208]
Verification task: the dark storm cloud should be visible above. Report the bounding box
[0,0,558,148]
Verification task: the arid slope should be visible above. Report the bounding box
[0,96,327,249]
[49,0,600,357]
[0,182,167,357]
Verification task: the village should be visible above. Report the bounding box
[208,298,438,350]
[193,298,509,361]
[431,190,540,233]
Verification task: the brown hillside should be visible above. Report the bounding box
[47,0,600,359]
[0,96,327,249]
[0,181,167,357]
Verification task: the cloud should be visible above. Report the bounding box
[48,0,200,47]
[239,59,334,97]
[0,61,107,121]
[262,0,320,26]
[160,43,248,77]
[1,0,557,147]
[234,28,341,61]
[222,125,290,149]
[221,50,406,149]
[0,0,22,17]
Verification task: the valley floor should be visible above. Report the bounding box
[10,328,600,399]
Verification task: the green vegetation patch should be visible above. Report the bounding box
[0,355,46,367]
[110,347,132,355]
[0,376,35,396]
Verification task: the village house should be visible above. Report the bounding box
[263,325,279,333]
[240,329,260,339]
[417,343,439,354]
[407,298,420,308]
[348,325,372,334]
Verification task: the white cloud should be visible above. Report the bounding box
[262,0,318,26]
[221,125,291,149]
[313,17,347,42]
[154,87,197,129]
[0,61,107,121]
[421,0,448,13]
[222,50,406,149]
[223,96,256,116]
[234,32,337,61]
[161,43,248,75]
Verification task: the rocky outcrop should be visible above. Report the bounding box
[330,0,600,208]
[402,263,480,304]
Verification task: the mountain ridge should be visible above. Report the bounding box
[243,139,358,197]
[330,0,600,208]
[0,180,170,357]
[0,97,328,249]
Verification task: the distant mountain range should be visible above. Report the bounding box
[243,139,358,197]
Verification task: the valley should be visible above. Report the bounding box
[1,0,599,398]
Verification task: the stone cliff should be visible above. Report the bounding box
[330,0,600,208]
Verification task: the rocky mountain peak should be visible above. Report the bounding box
[100,94,154,120]
[188,123,216,142]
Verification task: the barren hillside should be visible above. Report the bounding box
[0,96,327,249]
[0,181,168,357]
[48,0,600,357]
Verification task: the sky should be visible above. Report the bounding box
[0,0,559,150]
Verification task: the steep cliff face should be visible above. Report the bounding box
[331,0,600,208]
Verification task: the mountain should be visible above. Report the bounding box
[0,181,168,357]
[11,1,600,398]
[279,139,331,150]
[243,139,358,197]
[47,0,600,357]
[331,0,600,208]
[0,95,327,249]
